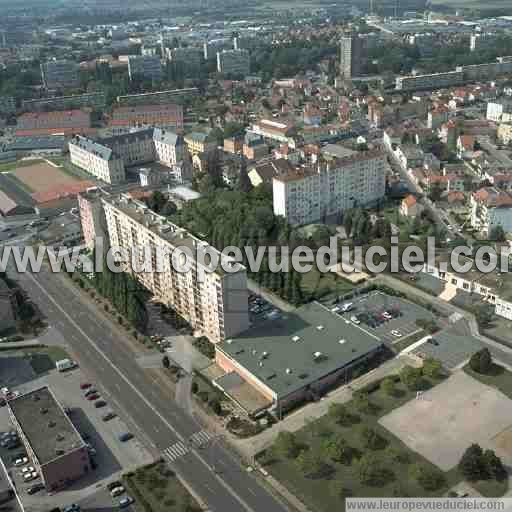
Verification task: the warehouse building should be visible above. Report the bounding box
[215,302,384,416]
[7,386,91,491]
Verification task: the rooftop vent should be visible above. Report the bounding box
[40,407,48,414]
[48,420,56,428]
[292,335,301,342]
[339,339,346,345]
[226,339,233,344]
[286,368,292,374]
[261,351,269,359]
[258,361,264,367]
[316,325,324,331]
[56,433,65,442]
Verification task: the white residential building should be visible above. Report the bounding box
[273,148,386,226]
[470,187,512,235]
[101,194,250,343]
[68,136,125,184]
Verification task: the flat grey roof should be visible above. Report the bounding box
[6,136,66,151]
[217,302,383,398]
[8,386,85,466]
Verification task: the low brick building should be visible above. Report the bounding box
[7,386,91,491]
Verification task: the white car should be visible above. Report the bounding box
[382,312,392,320]
[391,330,402,337]
[14,457,28,467]
[331,305,341,313]
[21,466,35,474]
[350,316,361,325]
[111,486,125,497]
[23,472,38,482]
[119,496,134,508]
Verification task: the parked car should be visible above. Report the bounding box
[111,486,125,497]
[87,393,99,401]
[350,316,360,325]
[14,457,28,466]
[390,330,402,337]
[427,338,439,346]
[94,400,107,408]
[119,496,134,508]
[102,412,116,422]
[107,481,123,492]
[21,466,35,474]
[118,432,133,442]
[63,504,80,512]
[27,483,44,495]
[382,311,392,320]
[84,388,97,397]
[23,471,38,482]
[80,383,91,390]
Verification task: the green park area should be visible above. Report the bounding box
[258,359,508,511]
[124,460,200,512]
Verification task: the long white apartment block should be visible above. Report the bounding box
[101,194,249,343]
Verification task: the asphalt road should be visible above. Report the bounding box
[13,267,289,512]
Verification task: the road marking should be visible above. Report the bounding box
[164,441,190,462]
[190,430,212,448]
[26,272,257,512]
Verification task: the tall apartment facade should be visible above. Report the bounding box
[273,149,386,226]
[101,194,249,342]
[128,56,163,82]
[153,128,185,166]
[216,49,250,77]
[40,60,80,90]
[22,93,106,112]
[339,34,366,79]
[69,136,125,184]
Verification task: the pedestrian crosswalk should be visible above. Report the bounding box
[163,430,213,463]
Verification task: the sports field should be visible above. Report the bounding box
[12,161,79,193]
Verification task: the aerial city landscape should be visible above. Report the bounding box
[2,0,512,510]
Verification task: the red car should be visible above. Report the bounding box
[87,393,99,401]
[80,383,91,390]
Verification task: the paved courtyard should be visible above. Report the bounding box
[379,371,512,471]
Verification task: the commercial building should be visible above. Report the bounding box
[166,47,203,75]
[395,70,464,91]
[216,49,250,77]
[215,302,384,415]
[22,93,106,112]
[99,193,249,342]
[128,55,163,82]
[203,38,232,59]
[116,88,200,107]
[497,123,512,145]
[16,110,92,137]
[109,104,183,134]
[7,386,91,491]
[77,188,108,249]
[273,148,386,226]
[487,100,512,123]
[339,33,367,79]
[40,60,80,90]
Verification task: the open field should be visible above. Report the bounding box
[380,372,512,471]
[12,161,79,193]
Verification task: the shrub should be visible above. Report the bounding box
[469,348,492,374]
[209,398,222,415]
[198,391,209,402]
[191,381,199,394]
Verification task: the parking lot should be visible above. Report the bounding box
[332,291,437,345]
[0,359,153,512]
[248,293,282,324]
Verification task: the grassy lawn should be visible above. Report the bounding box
[301,267,354,302]
[59,158,95,180]
[258,371,502,510]
[124,460,200,512]
[464,363,512,400]
[25,346,70,375]
[0,159,44,172]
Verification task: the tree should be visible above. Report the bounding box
[330,480,352,501]
[353,391,373,414]
[469,348,492,374]
[483,449,506,481]
[359,426,385,450]
[295,449,323,477]
[489,225,506,242]
[209,398,222,415]
[422,358,443,379]
[237,156,252,193]
[399,366,423,391]
[191,381,199,394]
[473,305,495,328]
[381,377,397,396]
[328,403,353,425]
[323,434,352,464]
[358,453,391,486]
[410,463,445,491]
[275,431,300,459]
[459,444,486,481]
[162,355,170,369]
